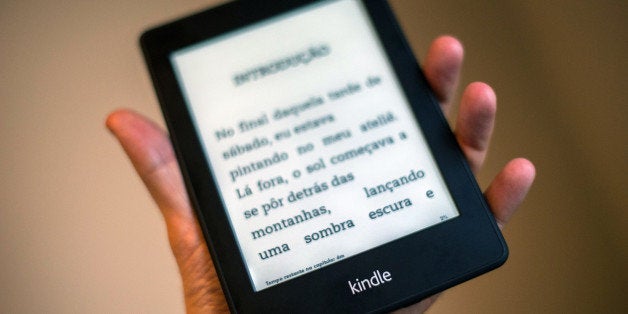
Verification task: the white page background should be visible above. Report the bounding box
[172,0,459,291]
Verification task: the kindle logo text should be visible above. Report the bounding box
[348,270,392,295]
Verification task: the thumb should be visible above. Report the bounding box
[106,109,229,313]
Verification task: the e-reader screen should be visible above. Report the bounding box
[170,0,460,292]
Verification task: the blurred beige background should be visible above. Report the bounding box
[1,0,626,313]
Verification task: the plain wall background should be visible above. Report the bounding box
[1,0,626,313]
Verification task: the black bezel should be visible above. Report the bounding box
[140,0,507,313]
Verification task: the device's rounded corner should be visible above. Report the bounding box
[493,240,510,268]
[139,29,155,50]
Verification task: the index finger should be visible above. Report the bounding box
[423,36,464,115]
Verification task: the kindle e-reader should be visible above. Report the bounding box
[141,0,508,312]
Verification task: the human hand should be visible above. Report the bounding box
[390,36,536,313]
[106,36,535,314]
